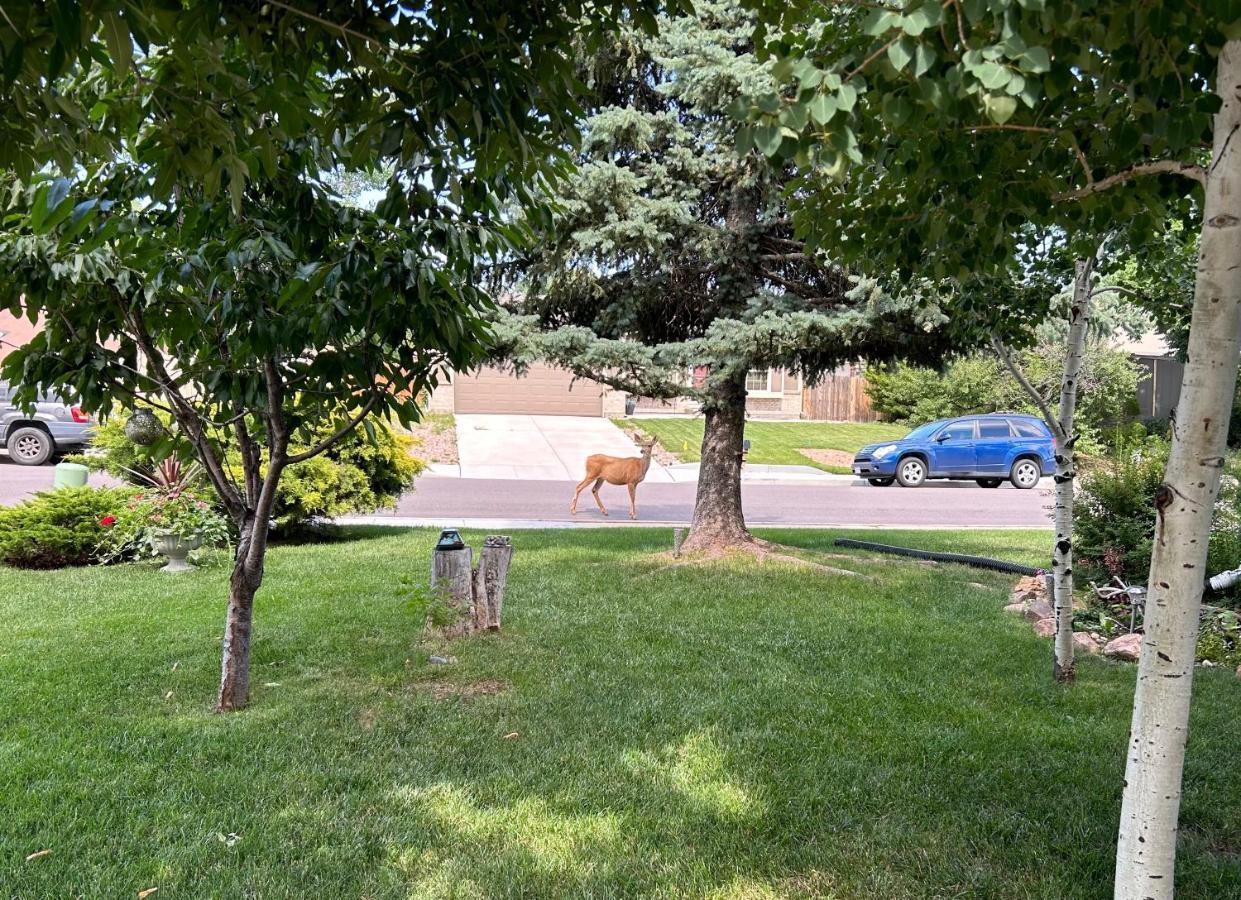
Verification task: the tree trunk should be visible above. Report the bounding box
[681,371,753,552]
[217,519,264,711]
[1052,257,1093,683]
[1114,39,1241,900]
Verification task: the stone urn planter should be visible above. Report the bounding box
[152,529,203,573]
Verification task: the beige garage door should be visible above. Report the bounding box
[454,363,604,416]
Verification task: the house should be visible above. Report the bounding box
[0,310,40,364]
[1113,332,1184,420]
[427,362,878,421]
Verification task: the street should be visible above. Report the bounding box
[369,473,1052,528]
[1,458,1051,528]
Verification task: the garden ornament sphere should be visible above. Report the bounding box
[124,408,162,446]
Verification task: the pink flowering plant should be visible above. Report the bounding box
[105,459,230,560]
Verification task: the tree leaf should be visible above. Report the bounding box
[888,38,914,72]
[983,94,1018,125]
[101,12,132,78]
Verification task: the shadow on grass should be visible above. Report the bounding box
[2,526,1238,898]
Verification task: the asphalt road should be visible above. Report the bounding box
[378,474,1053,528]
[0,457,1051,528]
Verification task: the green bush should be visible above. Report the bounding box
[74,413,425,528]
[0,487,136,569]
[865,342,1141,454]
[1076,428,1241,594]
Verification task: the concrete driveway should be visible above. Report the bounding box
[449,414,673,482]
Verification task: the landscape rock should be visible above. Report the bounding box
[1022,599,1054,622]
[428,655,456,665]
[1073,632,1103,655]
[1032,617,1057,638]
[1009,575,1047,605]
[1236,665,1241,679]
[1103,633,1143,662]
[1003,602,1027,616]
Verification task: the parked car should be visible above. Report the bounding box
[0,381,94,465]
[852,414,1055,489]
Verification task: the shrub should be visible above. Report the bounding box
[865,342,1141,454]
[0,487,136,569]
[74,412,425,528]
[1076,429,1241,594]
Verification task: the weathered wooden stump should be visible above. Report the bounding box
[430,534,511,636]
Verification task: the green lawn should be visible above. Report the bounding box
[620,418,907,473]
[3,528,1240,898]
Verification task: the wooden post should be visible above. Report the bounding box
[430,536,512,636]
[478,536,513,631]
[673,527,686,557]
[431,545,474,633]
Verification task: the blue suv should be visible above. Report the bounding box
[852,414,1055,489]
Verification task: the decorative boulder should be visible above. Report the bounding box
[1003,602,1027,616]
[1104,633,1143,661]
[1033,617,1057,638]
[123,408,162,446]
[1073,632,1103,655]
[1023,599,1054,622]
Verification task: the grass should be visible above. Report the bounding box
[3,527,1240,898]
[620,418,907,473]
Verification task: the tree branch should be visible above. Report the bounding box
[991,334,1062,439]
[1057,159,1207,200]
[284,388,383,465]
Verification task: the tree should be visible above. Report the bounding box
[491,0,953,552]
[746,2,1241,894]
[0,0,685,710]
[2,158,491,710]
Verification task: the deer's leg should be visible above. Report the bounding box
[570,474,595,514]
[627,482,637,520]
[592,478,608,516]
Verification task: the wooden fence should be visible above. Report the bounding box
[801,373,880,422]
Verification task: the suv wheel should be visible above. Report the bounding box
[7,426,53,466]
[1009,458,1041,490]
[976,478,1002,489]
[896,456,927,487]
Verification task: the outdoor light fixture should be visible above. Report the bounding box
[435,529,465,551]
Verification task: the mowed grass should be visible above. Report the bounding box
[621,418,907,473]
[2,527,1240,898]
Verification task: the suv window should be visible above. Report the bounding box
[938,420,976,441]
[979,419,1012,438]
[1010,419,1046,438]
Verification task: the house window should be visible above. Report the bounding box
[745,369,772,393]
[745,368,784,396]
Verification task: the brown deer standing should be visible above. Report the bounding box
[570,438,657,519]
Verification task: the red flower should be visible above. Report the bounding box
[99,515,117,527]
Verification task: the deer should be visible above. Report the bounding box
[570,438,657,520]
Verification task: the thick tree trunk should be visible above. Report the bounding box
[1052,257,1093,683]
[681,372,753,552]
[1114,40,1241,900]
[217,520,264,711]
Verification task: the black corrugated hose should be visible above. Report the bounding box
[833,539,1042,576]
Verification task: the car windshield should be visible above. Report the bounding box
[903,421,944,441]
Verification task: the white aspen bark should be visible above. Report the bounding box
[1114,40,1241,900]
[1052,257,1093,683]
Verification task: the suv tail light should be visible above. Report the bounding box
[70,406,91,424]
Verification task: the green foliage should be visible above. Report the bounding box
[866,341,1141,453]
[747,0,1224,281]
[496,0,956,409]
[1075,431,1170,585]
[1076,430,1241,592]
[0,486,135,569]
[105,489,231,562]
[76,413,423,528]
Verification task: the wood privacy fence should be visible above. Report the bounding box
[801,372,880,422]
